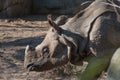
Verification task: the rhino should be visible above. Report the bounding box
[24,0,120,80]
[107,47,120,80]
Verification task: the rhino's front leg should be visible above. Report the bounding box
[77,55,111,80]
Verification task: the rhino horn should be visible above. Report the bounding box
[25,45,35,55]
[47,15,62,32]
[25,45,30,55]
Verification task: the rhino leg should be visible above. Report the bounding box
[78,55,110,80]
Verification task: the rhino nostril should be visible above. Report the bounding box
[27,63,33,69]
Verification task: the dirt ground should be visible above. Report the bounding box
[0,15,107,80]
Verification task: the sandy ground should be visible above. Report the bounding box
[0,15,78,80]
[0,15,107,80]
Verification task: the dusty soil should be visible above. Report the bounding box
[0,15,106,80]
[0,15,78,80]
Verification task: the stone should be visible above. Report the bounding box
[0,0,32,17]
[32,0,93,14]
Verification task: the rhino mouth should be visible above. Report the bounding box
[26,63,52,72]
[26,59,53,72]
[26,57,69,72]
[27,63,36,71]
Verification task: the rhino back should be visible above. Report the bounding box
[63,0,115,37]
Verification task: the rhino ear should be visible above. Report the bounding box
[47,15,62,33]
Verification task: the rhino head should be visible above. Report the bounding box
[24,15,86,72]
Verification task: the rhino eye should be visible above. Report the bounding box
[42,47,49,54]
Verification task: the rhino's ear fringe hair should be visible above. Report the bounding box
[47,15,62,33]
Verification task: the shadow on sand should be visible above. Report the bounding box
[0,35,45,65]
[0,35,45,47]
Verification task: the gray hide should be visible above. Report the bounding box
[24,0,120,80]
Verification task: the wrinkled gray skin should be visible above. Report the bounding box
[24,0,120,80]
[107,48,120,80]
